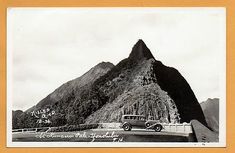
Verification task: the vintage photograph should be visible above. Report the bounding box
[7,8,226,147]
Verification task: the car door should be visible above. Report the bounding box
[135,116,146,127]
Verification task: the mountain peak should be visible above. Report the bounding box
[96,61,114,69]
[128,39,155,61]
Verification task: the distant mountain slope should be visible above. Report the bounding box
[12,110,24,129]
[200,98,219,133]
[35,61,114,109]
[13,39,207,129]
[13,62,114,128]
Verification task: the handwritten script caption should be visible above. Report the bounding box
[31,108,55,124]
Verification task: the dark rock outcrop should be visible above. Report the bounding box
[153,61,207,125]
[129,39,154,61]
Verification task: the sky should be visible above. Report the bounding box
[7,8,226,111]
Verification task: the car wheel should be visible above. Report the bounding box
[154,124,162,132]
[145,123,151,128]
[123,124,132,131]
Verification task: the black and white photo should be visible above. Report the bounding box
[7,8,226,147]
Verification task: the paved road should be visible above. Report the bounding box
[12,128,195,142]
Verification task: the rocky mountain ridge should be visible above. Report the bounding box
[12,39,207,129]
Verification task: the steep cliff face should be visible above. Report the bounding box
[152,61,207,125]
[14,39,207,129]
